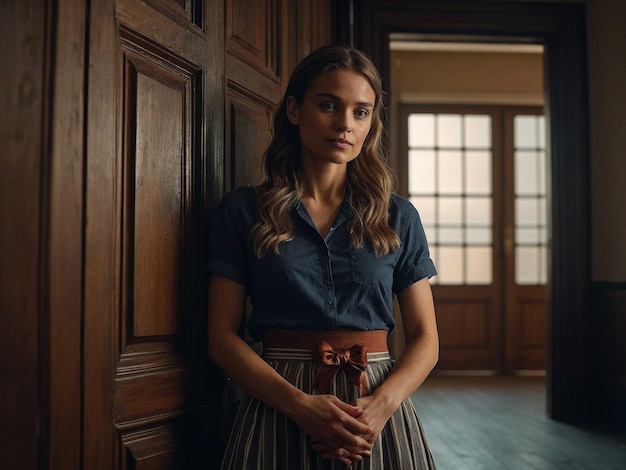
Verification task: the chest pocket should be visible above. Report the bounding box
[350,248,394,286]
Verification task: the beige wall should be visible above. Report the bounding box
[587,0,626,281]
[390,49,544,104]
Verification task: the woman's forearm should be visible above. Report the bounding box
[370,331,439,412]
[209,331,306,416]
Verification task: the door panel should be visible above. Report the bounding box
[85,0,216,467]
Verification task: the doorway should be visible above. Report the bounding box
[346,0,590,421]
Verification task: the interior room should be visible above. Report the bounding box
[2,0,625,467]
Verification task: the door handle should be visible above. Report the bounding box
[504,226,514,257]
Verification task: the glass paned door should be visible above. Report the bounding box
[400,104,547,372]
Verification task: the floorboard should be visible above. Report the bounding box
[411,376,626,469]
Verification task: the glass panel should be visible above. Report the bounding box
[410,196,436,225]
[409,150,435,193]
[439,228,464,244]
[465,151,492,194]
[538,151,547,195]
[515,150,538,195]
[437,114,462,147]
[467,246,492,284]
[516,198,539,226]
[438,151,463,194]
[538,197,547,222]
[408,113,435,147]
[538,246,547,284]
[515,246,546,284]
[514,115,537,148]
[516,228,540,245]
[437,246,464,284]
[465,197,491,225]
[466,227,491,244]
[464,115,491,148]
[538,116,546,147]
[423,226,437,246]
[438,197,463,225]
[516,246,540,284]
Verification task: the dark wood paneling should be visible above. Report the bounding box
[434,296,499,370]
[227,0,281,79]
[0,1,46,467]
[84,0,217,467]
[47,0,86,467]
[226,91,272,188]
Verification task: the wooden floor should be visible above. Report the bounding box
[411,376,626,469]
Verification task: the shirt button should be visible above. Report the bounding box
[328,301,333,305]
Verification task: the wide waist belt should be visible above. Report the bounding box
[262,329,389,395]
[262,329,389,352]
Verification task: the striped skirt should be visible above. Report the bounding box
[219,348,436,469]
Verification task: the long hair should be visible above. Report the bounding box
[252,45,400,257]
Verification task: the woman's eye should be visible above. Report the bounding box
[321,102,336,111]
[355,109,370,119]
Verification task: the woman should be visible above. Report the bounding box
[207,45,438,469]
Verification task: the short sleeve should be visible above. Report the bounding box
[205,186,257,287]
[392,197,437,293]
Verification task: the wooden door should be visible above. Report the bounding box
[84,0,223,467]
[398,104,546,373]
[83,0,333,467]
[503,108,548,371]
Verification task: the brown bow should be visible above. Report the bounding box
[312,341,368,395]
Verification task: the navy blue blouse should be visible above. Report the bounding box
[206,186,436,341]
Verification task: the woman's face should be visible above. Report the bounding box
[286,69,376,168]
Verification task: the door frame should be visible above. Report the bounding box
[337,0,591,422]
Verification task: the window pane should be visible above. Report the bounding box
[515,150,538,194]
[411,197,436,225]
[467,246,492,284]
[464,115,491,148]
[409,150,435,193]
[516,198,539,226]
[423,226,437,245]
[408,113,434,147]
[438,150,463,194]
[516,246,540,284]
[537,116,546,147]
[465,151,491,194]
[538,246,547,284]
[437,246,464,284]
[538,151,547,195]
[516,227,540,244]
[439,197,463,225]
[466,227,491,244]
[465,197,491,225]
[439,228,464,244]
[437,115,462,147]
[514,115,537,148]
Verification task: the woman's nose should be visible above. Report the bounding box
[334,111,353,132]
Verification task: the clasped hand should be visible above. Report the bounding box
[293,394,387,466]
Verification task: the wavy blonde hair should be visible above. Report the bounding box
[252,45,400,257]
